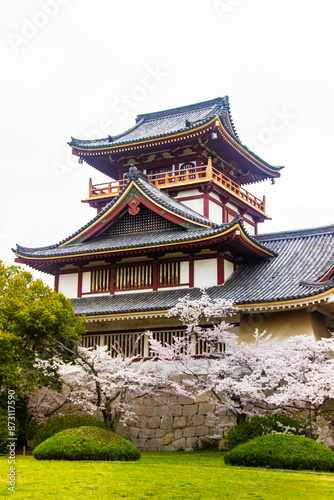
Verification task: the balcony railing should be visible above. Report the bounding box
[86,162,266,214]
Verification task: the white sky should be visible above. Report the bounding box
[0,0,333,287]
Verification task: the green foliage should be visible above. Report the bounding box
[226,415,311,450]
[34,415,107,446]
[0,261,85,396]
[224,434,334,471]
[0,412,10,454]
[33,426,141,461]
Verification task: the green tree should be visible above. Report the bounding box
[0,261,85,394]
[0,261,85,447]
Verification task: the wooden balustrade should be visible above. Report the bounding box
[87,163,266,214]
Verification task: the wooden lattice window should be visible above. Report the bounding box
[115,264,153,290]
[81,333,145,358]
[91,269,110,292]
[106,206,178,235]
[105,333,145,358]
[81,329,225,358]
[196,338,225,355]
[159,262,180,286]
[149,330,186,356]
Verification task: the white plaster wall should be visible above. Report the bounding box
[194,259,217,287]
[209,192,220,201]
[180,261,189,283]
[224,260,234,281]
[180,198,204,216]
[226,201,238,211]
[82,272,91,294]
[58,273,78,298]
[176,189,199,198]
[209,199,223,224]
[243,220,255,235]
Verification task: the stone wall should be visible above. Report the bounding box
[117,393,235,451]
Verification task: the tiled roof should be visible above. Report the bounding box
[15,227,230,258]
[69,97,238,149]
[71,224,334,315]
[15,167,219,256]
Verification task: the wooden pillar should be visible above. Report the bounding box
[110,267,115,295]
[217,255,225,285]
[153,261,158,291]
[77,269,83,298]
[54,273,59,293]
[189,258,194,288]
[203,191,209,219]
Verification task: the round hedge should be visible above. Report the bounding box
[33,426,140,461]
[226,415,311,450]
[34,415,106,446]
[224,434,334,471]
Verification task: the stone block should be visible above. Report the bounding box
[195,425,209,437]
[173,416,187,429]
[173,438,186,450]
[174,428,183,440]
[163,431,174,445]
[136,416,149,428]
[198,403,213,415]
[138,428,153,439]
[147,416,161,429]
[143,406,158,417]
[183,426,196,438]
[132,438,146,449]
[157,405,170,417]
[128,427,140,439]
[169,405,183,416]
[155,429,166,438]
[194,393,209,403]
[192,415,205,426]
[177,396,194,405]
[134,405,146,416]
[183,404,198,417]
[185,437,198,449]
[142,397,155,406]
[168,396,178,405]
[146,438,164,449]
[160,416,173,430]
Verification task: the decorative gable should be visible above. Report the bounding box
[103,205,180,236]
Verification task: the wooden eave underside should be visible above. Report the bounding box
[14,223,274,274]
[71,117,281,183]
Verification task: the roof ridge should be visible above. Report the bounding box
[135,97,228,123]
[255,224,334,241]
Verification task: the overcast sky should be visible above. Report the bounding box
[0,0,333,286]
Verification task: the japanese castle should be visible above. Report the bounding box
[14,97,334,354]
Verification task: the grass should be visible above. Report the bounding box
[1,451,334,499]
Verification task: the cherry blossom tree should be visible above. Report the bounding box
[29,290,334,440]
[32,338,187,431]
[147,290,334,436]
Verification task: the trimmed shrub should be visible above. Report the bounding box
[34,415,106,446]
[224,434,334,471]
[33,426,141,461]
[226,415,311,450]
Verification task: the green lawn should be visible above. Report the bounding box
[1,451,334,499]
